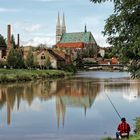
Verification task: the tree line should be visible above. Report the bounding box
[90,0,140,78]
[0,34,51,69]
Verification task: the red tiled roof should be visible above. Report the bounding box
[57,42,85,48]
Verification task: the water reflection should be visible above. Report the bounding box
[104,79,140,102]
[0,79,100,127]
[0,73,140,140]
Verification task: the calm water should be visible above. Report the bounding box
[0,71,140,140]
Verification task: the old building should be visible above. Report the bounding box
[47,49,65,69]
[56,13,98,60]
[0,46,6,59]
[23,47,66,69]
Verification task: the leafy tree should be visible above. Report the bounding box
[90,0,140,78]
[7,45,17,68]
[0,60,7,68]
[7,46,25,69]
[16,49,25,68]
[11,34,16,49]
[45,56,51,69]
[88,45,98,58]
[0,34,6,47]
[104,47,117,59]
[25,48,34,69]
[33,53,38,68]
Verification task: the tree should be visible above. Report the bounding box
[33,53,38,68]
[7,46,25,69]
[90,0,140,78]
[11,34,16,49]
[25,48,34,69]
[0,34,6,47]
[7,45,17,68]
[45,56,51,69]
[16,49,25,68]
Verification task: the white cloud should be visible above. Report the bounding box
[94,33,109,47]
[13,22,54,47]
[0,8,19,12]
[14,22,43,33]
[21,36,55,47]
[24,24,42,32]
[80,16,110,47]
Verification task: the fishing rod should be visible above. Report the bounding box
[105,91,122,120]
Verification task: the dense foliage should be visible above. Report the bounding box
[25,48,34,69]
[7,46,25,68]
[11,34,16,48]
[90,0,140,78]
[0,34,6,47]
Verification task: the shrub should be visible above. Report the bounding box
[63,64,77,73]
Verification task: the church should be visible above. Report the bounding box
[56,13,98,59]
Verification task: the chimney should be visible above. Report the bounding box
[17,34,20,47]
[7,25,11,49]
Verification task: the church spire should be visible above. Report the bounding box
[62,12,66,34]
[56,12,61,43]
[57,12,60,27]
[62,13,65,27]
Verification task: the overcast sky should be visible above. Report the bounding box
[0,0,113,47]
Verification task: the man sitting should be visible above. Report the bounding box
[116,117,131,139]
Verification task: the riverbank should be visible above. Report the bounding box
[102,118,140,140]
[0,69,73,83]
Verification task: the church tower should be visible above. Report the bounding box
[62,13,66,34]
[56,12,61,43]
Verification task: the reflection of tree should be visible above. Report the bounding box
[0,79,100,127]
[0,88,6,109]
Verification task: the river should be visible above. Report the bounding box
[0,71,140,140]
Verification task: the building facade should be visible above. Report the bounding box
[56,13,98,60]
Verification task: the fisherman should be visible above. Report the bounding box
[116,117,131,139]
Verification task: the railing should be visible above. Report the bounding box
[82,63,128,70]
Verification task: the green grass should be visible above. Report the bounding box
[0,69,72,83]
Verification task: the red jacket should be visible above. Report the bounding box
[117,122,131,134]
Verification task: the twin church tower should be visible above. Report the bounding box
[56,12,66,43]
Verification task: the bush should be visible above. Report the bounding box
[16,74,32,81]
[0,60,7,68]
[63,64,77,73]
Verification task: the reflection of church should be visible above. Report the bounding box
[55,80,100,128]
[0,79,100,127]
[55,95,95,128]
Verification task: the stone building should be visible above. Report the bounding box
[55,13,98,60]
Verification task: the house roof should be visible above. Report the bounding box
[59,32,96,44]
[53,49,66,59]
[47,49,65,61]
[57,42,85,48]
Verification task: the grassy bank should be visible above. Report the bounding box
[102,118,140,140]
[0,69,73,83]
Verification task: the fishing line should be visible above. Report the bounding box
[105,91,122,120]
